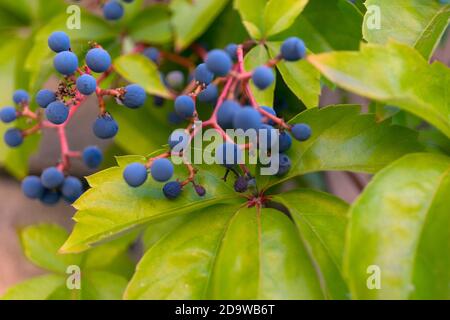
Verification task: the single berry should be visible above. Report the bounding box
[198,84,218,103]
[194,63,214,85]
[260,106,277,125]
[54,51,78,75]
[278,131,292,153]
[281,37,306,61]
[13,90,29,104]
[225,43,238,61]
[153,96,165,107]
[194,184,206,197]
[252,66,274,90]
[61,176,83,203]
[76,74,97,95]
[217,100,240,129]
[233,107,262,131]
[103,0,124,20]
[151,158,174,182]
[234,176,248,193]
[206,49,232,76]
[166,71,185,90]
[86,48,111,73]
[40,189,61,206]
[168,129,190,150]
[82,146,103,169]
[215,143,242,167]
[41,167,64,189]
[123,162,148,187]
[143,47,160,63]
[93,113,119,139]
[174,95,195,118]
[0,107,16,123]
[291,123,312,141]
[168,111,184,125]
[48,31,70,53]
[276,153,291,176]
[4,128,23,147]
[21,176,44,199]
[45,101,69,125]
[36,89,56,108]
[259,124,278,149]
[162,181,182,200]
[122,84,147,108]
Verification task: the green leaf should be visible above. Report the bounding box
[125,205,324,299]
[1,274,65,300]
[233,0,266,39]
[308,42,450,138]
[363,1,450,60]
[114,54,172,99]
[271,0,363,52]
[60,157,239,253]
[20,224,82,274]
[274,189,349,299]
[266,42,320,108]
[170,0,229,51]
[264,105,423,189]
[244,45,275,107]
[128,5,172,45]
[344,153,450,299]
[142,215,189,250]
[263,0,308,37]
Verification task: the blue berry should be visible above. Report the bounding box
[36,89,56,108]
[233,107,262,131]
[174,95,195,118]
[276,153,291,176]
[291,123,312,141]
[41,167,64,189]
[93,113,119,139]
[259,124,278,149]
[13,90,29,104]
[82,146,103,169]
[45,101,69,125]
[48,31,70,53]
[123,162,148,187]
[0,106,16,123]
[166,71,184,90]
[122,84,147,108]
[194,63,214,85]
[151,158,174,182]
[103,0,124,20]
[40,189,61,206]
[278,131,292,153]
[143,47,160,63]
[61,176,83,203]
[54,51,78,75]
[206,49,232,76]
[198,84,218,103]
[4,128,23,147]
[86,48,111,73]
[252,66,274,90]
[215,143,242,167]
[217,100,240,129]
[154,96,165,107]
[76,74,97,95]
[281,37,306,61]
[162,181,182,200]
[21,176,44,199]
[168,129,190,150]
[168,112,184,125]
[225,43,238,61]
[234,176,248,193]
[260,106,277,125]
[194,185,206,197]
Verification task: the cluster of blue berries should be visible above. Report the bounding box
[122,37,311,200]
[103,0,135,21]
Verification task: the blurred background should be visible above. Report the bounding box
[0,0,449,295]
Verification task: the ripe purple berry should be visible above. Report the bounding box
[143,47,160,63]
[206,49,232,76]
[233,107,262,131]
[174,95,195,118]
[0,106,17,123]
[36,89,56,108]
[198,84,218,103]
[76,74,97,95]
[122,84,147,108]
[291,123,312,141]
[252,66,274,90]
[123,162,148,187]
[61,176,83,203]
[86,48,111,73]
[93,113,119,139]
[41,167,64,189]
[54,51,78,75]
[234,176,248,193]
[281,37,306,61]
[194,63,214,85]
[217,100,240,129]
[21,176,45,199]
[103,0,124,20]
[48,31,71,53]
[4,128,23,147]
[162,181,182,199]
[151,158,174,182]
[45,101,69,125]
[82,146,103,169]
[13,90,29,104]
